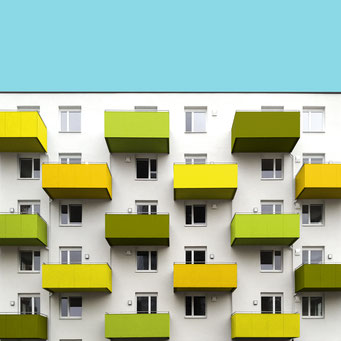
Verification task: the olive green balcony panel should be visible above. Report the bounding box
[295,264,341,292]
[105,313,170,339]
[231,214,300,246]
[0,111,47,152]
[0,214,47,246]
[105,111,169,153]
[231,111,300,153]
[0,314,48,339]
[105,214,169,246]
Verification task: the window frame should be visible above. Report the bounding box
[302,247,324,264]
[135,201,158,215]
[260,293,283,314]
[135,157,158,180]
[135,293,158,314]
[60,247,82,264]
[185,295,206,318]
[260,249,282,272]
[184,154,207,165]
[60,296,82,319]
[185,107,207,133]
[19,294,40,315]
[185,247,207,264]
[302,295,324,319]
[302,153,325,165]
[18,250,41,273]
[136,250,158,273]
[302,107,325,133]
[301,203,324,226]
[185,204,206,226]
[18,157,40,180]
[59,153,82,164]
[261,158,283,180]
[60,204,83,226]
[260,201,283,214]
[18,201,41,215]
[59,107,81,133]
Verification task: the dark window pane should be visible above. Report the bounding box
[185,206,192,225]
[302,250,309,264]
[275,296,281,313]
[150,205,157,214]
[150,159,157,172]
[20,251,33,271]
[261,205,273,214]
[193,205,205,224]
[69,297,82,317]
[137,296,148,314]
[275,159,282,178]
[34,297,40,314]
[33,159,40,178]
[151,296,157,313]
[137,205,149,215]
[70,205,82,223]
[261,296,273,314]
[20,159,32,178]
[193,296,205,316]
[185,251,192,264]
[274,251,281,271]
[20,297,32,314]
[61,250,68,264]
[70,250,82,264]
[136,159,149,178]
[261,159,274,178]
[260,251,273,270]
[151,251,157,270]
[194,251,205,264]
[61,297,68,317]
[34,251,40,271]
[302,297,309,316]
[185,112,192,132]
[310,297,322,316]
[185,296,192,316]
[302,205,309,224]
[311,250,323,264]
[310,205,323,223]
[137,251,149,270]
[20,205,32,214]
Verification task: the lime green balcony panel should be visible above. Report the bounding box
[105,313,170,339]
[231,111,300,153]
[231,214,300,246]
[0,214,47,246]
[105,111,169,153]
[231,313,300,339]
[0,314,47,339]
[295,264,341,292]
[0,111,47,152]
[105,214,169,246]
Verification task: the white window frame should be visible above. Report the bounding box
[136,250,157,272]
[185,204,206,226]
[60,247,82,264]
[59,153,82,164]
[260,293,283,314]
[18,250,40,273]
[185,295,206,318]
[18,156,40,180]
[302,107,325,133]
[135,201,158,215]
[260,249,282,272]
[59,107,81,133]
[185,247,206,264]
[60,204,82,226]
[136,157,157,180]
[302,154,325,165]
[185,107,207,133]
[261,158,283,180]
[302,295,324,319]
[184,154,207,164]
[18,201,41,215]
[60,296,82,319]
[135,293,158,314]
[260,201,283,214]
[301,203,324,226]
[302,247,324,264]
[19,294,40,315]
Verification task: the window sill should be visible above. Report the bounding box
[184,224,207,227]
[302,224,324,227]
[59,317,82,320]
[184,316,207,319]
[18,271,40,274]
[58,131,82,134]
[184,131,207,134]
[260,270,283,273]
[17,178,40,180]
[261,178,283,181]
[135,178,158,181]
[302,131,325,134]
[60,224,82,227]
[136,270,158,273]
[302,316,324,319]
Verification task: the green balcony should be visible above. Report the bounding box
[0,214,47,246]
[105,213,169,246]
[0,314,48,339]
[105,313,169,339]
[105,111,169,153]
[231,214,300,246]
[231,111,300,153]
[295,264,341,292]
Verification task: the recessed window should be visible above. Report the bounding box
[19,294,40,314]
[302,154,325,165]
[60,204,82,225]
[136,201,157,215]
[19,250,40,272]
[136,158,157,179]
[19,158,40,179]
[302,296,323,318]
[302,107,325,132]
[261,294,282,314]
[185,248,206,264]
[137,251,157,271]
[60,107,81,133]
[185,154,207,164]
[302,204,323,225]
[261,159,282,179]
[185,108,207,133]
[59,153,82,164]
[19,201,40,215]
[136,294,157,314]
[60,248,82,264]
[260,250,282,271]
[185,296,206,317]
[261,201,283,214]
[185,205,206,225]
[60,296,82,318]
[302,248,323,264]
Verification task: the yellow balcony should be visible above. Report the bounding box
[173,163,238,200]
[42,264,112,293]
[42,163,112,199]
[173,263,237,291]
[0,111,47,152]
[295,164,341,199]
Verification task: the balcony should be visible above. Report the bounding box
[231,213,300,246]
[42,263,112,293]
[105,110,169,153]
[42,163,112,199]
[0,111,47,152]
[295,164,341,199]
[173,263,237,291]
[105,313,169,340]
[231,313,300,339]
[105,213,169,246]
[0,313,48,339]
[231,111,300,153]
[295,263,341,292]
[173,163,238,200]
[0,213,47,246]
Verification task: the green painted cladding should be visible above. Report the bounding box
[105,214,169,246]
[0,314,48,339]
[231,214,300,246]
[0,214,47,246]
[105,313,170,339]
[295,264,341,292]
[105,111,169,153]
[231,111,300,153]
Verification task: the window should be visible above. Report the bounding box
[302,296,323,318]
[136,294,157,314]
[261,159,282,179]
[302,154,325,165]
[185,108,206,133]
[60,296,82,318]
[19,295,40,314]
[185,205,206,225]
[302,248,323,264]
[19,250,40,272]
[302,204,323,225]
[59,153,82,164]
[136,201,157,215]
[19,158,40,179]
[185,248,206,264]
[134,106,158,111]
[60,248,82,264]
[261,201,283,214]
[19,201,40,215]
[137,251,157,271]
[136,158,157,179]
[60,107,81,132]
[60,204,82,225]
[261,106,284,111]
[185,296,206,317]
[260,250,282,271]
[302,107,324,132]
[185,154,207,164]
[261,294,282,314]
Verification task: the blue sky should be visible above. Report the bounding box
[0,0,340,91]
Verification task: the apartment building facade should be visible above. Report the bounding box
[0,92,340,341]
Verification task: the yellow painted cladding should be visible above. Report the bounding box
[173,264,237,291]
[42,163,112,199]
[296,164,341,199]
[0,111,47,152]
[42,264,112,292]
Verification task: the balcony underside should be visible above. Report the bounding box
[174,188,237,200]
[106,237,169,246]
[43,187,112,200]
[232,237,298,246]
[0,137,46,153]
[105,137,169,153]
[297,188,341,199]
